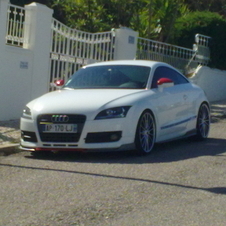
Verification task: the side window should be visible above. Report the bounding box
[151,66,189,88]
[175,71,189,84]
[151,67,165,88]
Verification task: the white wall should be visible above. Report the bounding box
[114,27,138,60]
[0,0,53,121]
[24,3,53,100]
[0,46,33,120]
[190,66,226,102]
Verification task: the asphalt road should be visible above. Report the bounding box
[1,117,226,226]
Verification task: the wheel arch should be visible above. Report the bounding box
[196,100,210,115]
[126,102,160,142]
[134,108,158,140]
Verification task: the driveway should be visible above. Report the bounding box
[0,107,226,226]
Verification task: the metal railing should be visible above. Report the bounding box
[51,19,115,62]
[6,3,27,47]
[193,34,211,65]
[195,34,210,47]
[137,34,211,73]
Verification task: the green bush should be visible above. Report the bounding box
[173,11,226,70]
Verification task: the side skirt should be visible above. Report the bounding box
[156,129,197,144]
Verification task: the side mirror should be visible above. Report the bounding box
[55,79,65,86]
[157,78,174,89]
[50,79,65,89]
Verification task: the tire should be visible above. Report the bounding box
[195,103,210,140]
[135,110,156,155]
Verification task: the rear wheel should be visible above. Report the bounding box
[195,103,210,140]
[135,110,156,155]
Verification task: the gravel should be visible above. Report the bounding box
[0,119,20,145]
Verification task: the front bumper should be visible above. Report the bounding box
[20,115,135,152]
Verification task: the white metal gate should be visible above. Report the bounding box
[49,19,115,91]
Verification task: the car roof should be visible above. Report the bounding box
[85,60,172,68]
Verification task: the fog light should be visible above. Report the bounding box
[110,134,119,141]
[85,131,122,143]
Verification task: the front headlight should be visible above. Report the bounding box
[22,106,32,119]
[95,106,131,120]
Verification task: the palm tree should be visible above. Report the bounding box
[138,0,189,42]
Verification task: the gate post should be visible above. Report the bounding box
[0,0,9,51]
[113,27,138,60]
[24,3,53,99]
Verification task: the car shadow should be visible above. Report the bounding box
[25,137,226,164]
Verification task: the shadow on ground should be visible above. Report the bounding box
[24,137,226,164]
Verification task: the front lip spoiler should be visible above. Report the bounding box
[19,146,119,153]
[19,143,135,153]
[19,146,36,152]
[19,145,87,152]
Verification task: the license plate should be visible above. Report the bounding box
[43,124,77,133]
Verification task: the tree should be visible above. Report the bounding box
[10,0,188,41]
[51,0,108,32]
[51,0,146,32]
[51,0,189,42]
[184,0,226,15]
[133,0,189,42]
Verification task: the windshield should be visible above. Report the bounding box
[64,65,151,89]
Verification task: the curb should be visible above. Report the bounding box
[0,143,20,156]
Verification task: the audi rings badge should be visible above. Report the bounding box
[51,115,69,123]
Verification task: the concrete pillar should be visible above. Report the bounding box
[24,3,53,99]
[0,0,9,51]
[113,27,138,60]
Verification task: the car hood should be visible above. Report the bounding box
[29,89,146,118]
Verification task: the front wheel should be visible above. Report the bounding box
[135,110,156,155]
[195,103,210,140]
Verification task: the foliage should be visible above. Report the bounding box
[173,11,226,69]
[10,0,189,40]
[51,0,190,43]
[138,0,189,41]
[51,0,147,32]
[184,0,226,15]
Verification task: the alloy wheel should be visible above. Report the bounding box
[135,111,156,154]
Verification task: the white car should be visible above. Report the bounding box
[20,60,210,155]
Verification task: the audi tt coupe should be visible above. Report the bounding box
[20,60,210,155]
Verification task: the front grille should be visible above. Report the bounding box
[37,114,86,143]
[38,114,86,124]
